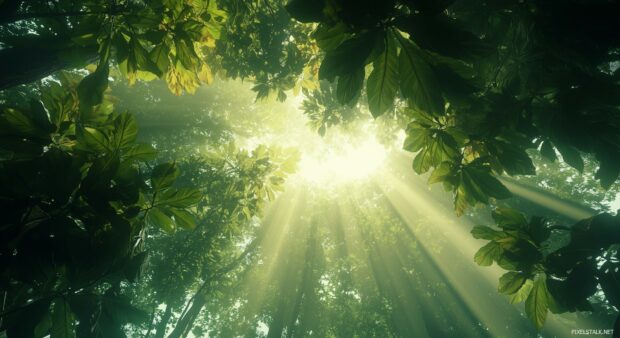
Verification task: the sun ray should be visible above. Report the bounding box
[378,167,600,337]
[499,177,597,220]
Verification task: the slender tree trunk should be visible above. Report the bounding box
[166,293,206,338]
[143,306,156,338]
[266,300,286,338]
[153,304,172,338]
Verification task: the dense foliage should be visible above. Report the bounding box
[0,0,619,337]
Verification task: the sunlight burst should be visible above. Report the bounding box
[296,138,387,184]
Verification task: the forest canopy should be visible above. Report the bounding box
[1,0,620,337]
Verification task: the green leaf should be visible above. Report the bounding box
[319,30,379,81]
[51,298,75,338]
[490,140,536,176]
[313,22,348,51]
[555,142,584,172]
[170,209,197,230]
[428,161,453,184]
[285,0,325,23]
[150,42,170,75]
[462,165,512,201]
[367,33,399,117]
[112,113,138,150]
[133,38,163,77]
[471,225,503,240]
[411,131,459,175]
[396,33,444,116]
[124,143,157,161]
[474,241,502,266]
[492,208,527,230]
[28,99,55,133]
[0,107,50,140]
[76,126,110,153]
[336,68,365,106]
[498,272,527,295]
[175,37,198,70]
[509,279,533,304]
[403,124,432,153]
[157,188,202,208]
[77,66,109,108]
[146,207,175,233]
[151,162,179,190]
[525,275,550,330]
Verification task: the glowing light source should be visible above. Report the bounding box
[296,138,387,184]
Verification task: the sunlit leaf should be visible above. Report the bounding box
[124,143,157,161]
[525,275,550,330]
[171,209,197,230]
[474,241,502,266]
[336,68,364,106]
[51,298,75,338]
[147,207,175,233]
[498,272,527,295]
[367,32,399,117]
[396,33,444,116]
[509,279,533,304]
[157,188,202,208]
[151,162,179,190]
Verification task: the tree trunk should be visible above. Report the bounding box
[153,304,172,338]
[266,301,286,338]
[166,293,206,338]
[0,43,98,90]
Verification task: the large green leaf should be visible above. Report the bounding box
[367,33,399,117]
[319,30,379,81]
[525,275,550,330]
[509,279,533,304]
[170,209,197,230]
[1,107,50,140]
[151,162,179,190]
[492,208,527,230]
[474,241,502,266]
[77,66,109,108]
[146,207,175,233]
[403,123,432,153]
[471,225,503,240]
[428,161,453,184]
[336,68,365,106]
[157,187,202,208]
[112,113,138,150]
[313,22,348,51]
[124,143,157,161]
[498,272,527,295]
[411,130,459,174]
[150,42,170,75]
[76,126,110,153]
[51,298,75,338]
[489,140,536,176]
[396,33,444,116]
[462,165,512,202]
